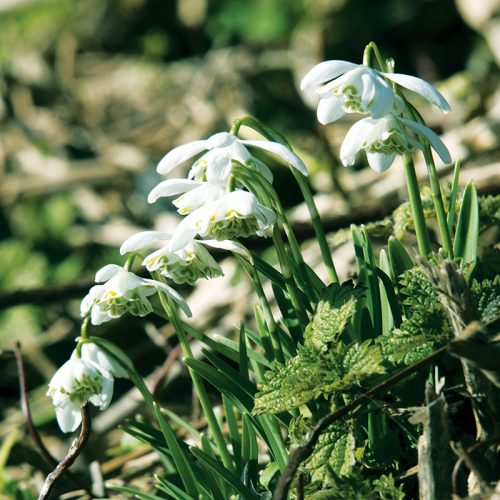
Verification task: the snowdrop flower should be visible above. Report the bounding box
[148,179,226,215]
[156,131,308,178]
[301,61,450,124]
[120,231,253,285]
[81,264,191,325]
[340,114,451,172]
[73,343,129,379]
[169,190,276,251]
[47,357,113,433]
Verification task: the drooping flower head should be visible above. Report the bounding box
[74,342,129,379]
[156,132,308,180]
[340,114,451,172]
[169,190,276,251]
[120,230,252,285]
[81,264,191,325]
[47,357,113,433]
[301,60,450,125]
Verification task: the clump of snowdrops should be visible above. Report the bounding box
[42,42,500,499]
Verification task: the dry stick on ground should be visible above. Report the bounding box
[38,404,92,500]
[451,435,500,497]
[273,345,448,500]
[14,342,93,497]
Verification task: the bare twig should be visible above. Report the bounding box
[451,435,500,497]
[14,342,92,496]
[38,404,92,500]
[273,346,448,500]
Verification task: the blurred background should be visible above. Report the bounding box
[0,0,498,496]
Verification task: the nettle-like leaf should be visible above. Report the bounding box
[472,275,500,325]
[478,194,500,229]
[398,267,440,311]
[304,422,356,484]
[304,282,364,351]
[254,342,384,415]
[379,304,451,365]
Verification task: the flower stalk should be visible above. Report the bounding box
[402,152,432,257]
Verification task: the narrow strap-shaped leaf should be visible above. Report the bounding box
[153,402,199,498]
[377,262,402,330]
[253,255,286,290]
[200,433,227,498]
[387,235,414,279]
[447,159,461,233]
[155,475,199,500]
[256,414,288,471]
[453,182,479,265]
[190,447,259,499]
[202,349,257,396]
[161,408,202,441]
[184,358,254,412]
[241,413,258,463]
[239,323,249,380]
[223,395,242,471]
[109,485,176,500]
[272,282,302,347]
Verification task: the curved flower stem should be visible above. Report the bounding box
[159,293,236,474]
[291,170,339,284]
[402,152,432,258]
[363,41,387,71]
[38,404,91,500]
[421,147,454,257]
[272,226,310,330]
[239,257,285,364]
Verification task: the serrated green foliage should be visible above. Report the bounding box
[398,267,440,311]
[472,276,500,325]
[304,422,356,483]
[478,194,500,229]
[304,282,363,351]
[304,471,404,500]
[254,341,384,415]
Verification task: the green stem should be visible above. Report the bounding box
[241,258,285,364]
[363,42,387,71]
[272,227,309,329]
[447,159,461,234]
[159,294,236,474]
[422,147,454,257]
[292,170,339,284]
[402,153,432,258]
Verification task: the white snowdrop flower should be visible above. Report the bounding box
[120,231,253,285]
[81,264,191,325]
[156,131,308,178]
[301,60,450,124]
[340,114,451,172]
[47,357,113,433]
[169,190,276,251]
[148,179,226,215]
[73,343,129,379]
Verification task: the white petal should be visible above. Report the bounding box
[81,344,129,378]
[145,279,192,317]
[81,285,104,316]
[170,214,200,251]
[228,140,252,164]
[91,305,110,325]
[120,231,171,255]
[401,118,452,164]
[157,141,207,175]
[340,118,374,166]
[316,95,345,124]
[366,152,396,172]
[361,72,394,118]
[205,151,233,184]
[251,158,274,183]
[148,179,201,204]
[205,132,236,149]
[226,190,257,215]
[200,239,254,263]
[300,60,359,90]
[240,140,308,176]
[383,72,451,112]
[89,374,114,410]
[95,264,123,283]
[55,404,82,433]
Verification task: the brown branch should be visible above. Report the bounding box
[14,342,92,496]
[273,345,448,500]
[38,404,92,500]
[451,435,500,497]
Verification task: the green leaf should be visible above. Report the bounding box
[304,282,363,352]
[305,422,356,483]
[471,276,500,325]
[387,236,414,279]
[190,447,259,499]
[108,485,170,500]
[152,403,199,498]
[272,282,302,346]
[155,476,197,500]
[447,159,461,233]
[239,323,249,379]
[453,182,479,265]
[242,412,258,463]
